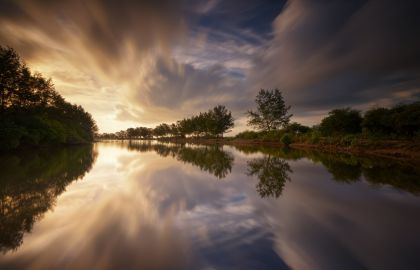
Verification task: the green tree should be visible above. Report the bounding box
[247,89,292,131]
[208,105,234,137]
[0,46,98,149]
[319,108,362,136]
[362,107,392,136]
[286,122,310,134]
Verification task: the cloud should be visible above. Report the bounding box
[0,0,187,131]
[0,0,419,131]
[248,0,420,117]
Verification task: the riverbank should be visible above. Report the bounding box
[155,137,420,162]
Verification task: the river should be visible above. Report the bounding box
[1,141,420,270]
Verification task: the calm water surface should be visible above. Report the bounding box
[1,141,420,270]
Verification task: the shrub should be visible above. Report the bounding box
[281,133,292,146]
[309,130,321,144]
[319,108,362,136]
[235,130,259,140]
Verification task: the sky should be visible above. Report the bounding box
[0,0,419,133]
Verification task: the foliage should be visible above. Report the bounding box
[0,145,97,252]
[126,141,233,179]
[0,46,97,149]
[247,155,292,198]
[286,122,310,134]
[99,105,234,139]
[235,130,260,140]
[247,89,292,131]
[281,133,292,146]
[363,102,420,138]
[319,108,362,136]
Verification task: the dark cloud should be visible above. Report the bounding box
[249,0,420,115]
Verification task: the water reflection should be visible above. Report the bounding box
[233,144,420,196]
[1,141,420,270]
[127,141,234,179]
[247,155,292,198]
[0,145,97,253]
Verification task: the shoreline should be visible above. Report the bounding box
[152,137,420,163]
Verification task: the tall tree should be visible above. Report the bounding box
[209,105,234,137]
[247,89,292,131]
[0,47,21,111]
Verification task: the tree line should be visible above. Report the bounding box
[100,87,419,143]
[0,46,98,149]
[237,88,420,144]
[98,105,234,140]
[0,145,96,252]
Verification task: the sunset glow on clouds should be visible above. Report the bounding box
[1,0,419,132]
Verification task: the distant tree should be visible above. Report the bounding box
[127,128,137,139]
[391,102,420,137]
[153,123,171,138]
[319,108,362,136]
[137,127,152,139]
[247,89,292,131]
[286,122,311,134]
[170,123,179,137]
[362,107,393,136]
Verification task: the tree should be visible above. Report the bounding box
[0,47,21,111]
[0,46,98,149]
[286,122,310,134]
[391,102,420,137]
[319,108,362,136]
[208,105,234,137]
[362,107,393,136]
[153,123,171,138]
[127,128,137,139]
[247,89,292,131]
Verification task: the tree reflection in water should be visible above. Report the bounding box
[127,141,234,179]
[0,145,97,253]
[126,141,420,198]
[234,144,420,196]
[247,155,292,198]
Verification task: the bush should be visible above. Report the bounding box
[309,129,321,144]
[281,133,292,146]
[235,130,259,140]
[319,108,362,136]
[340,134,358,147]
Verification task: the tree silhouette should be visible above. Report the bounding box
[247,89,292,131]
[0,46,98,149]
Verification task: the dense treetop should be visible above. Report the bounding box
[0,46,97,149]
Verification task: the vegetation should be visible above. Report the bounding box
[98,105,234,140]
[318,108,362,136]
[238,89,419,149]
[0,46,98,149]
[363,102,420,138]
[247,88,292,131]
[234,144,420,196]
[126,141,234,179]
[247,155,292,198]
[0,145,97,252]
